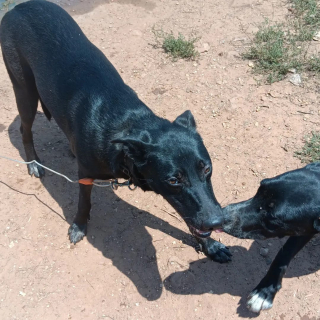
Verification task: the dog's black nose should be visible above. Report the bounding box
[202,217,223,231]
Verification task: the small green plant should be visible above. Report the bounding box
[244,0,320,83]
[1,0,15,11]
[243,21,304,83]
[294,132,320,163]
[292,0,320,28]
[153,28,199,60]
[307,57,320,72]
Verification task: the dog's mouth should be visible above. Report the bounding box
[188,225,224,238]
[188,225,211,238]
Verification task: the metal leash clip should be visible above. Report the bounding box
[128,184,138,191]
[111,180,119,190]
[110,179,137,191]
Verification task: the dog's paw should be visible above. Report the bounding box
[247,287,276,313]
[200,238,232,263]
[68,223,87,244]
[27,162,45,178]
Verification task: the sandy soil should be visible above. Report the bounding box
[0,0,320,319]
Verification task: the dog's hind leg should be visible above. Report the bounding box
[247,235,313,313]
[3,53,45,178]
[15,87,46,178]
[15,86,46,178]
[68,183,93,244]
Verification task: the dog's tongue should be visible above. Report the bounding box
[215,229,224,233]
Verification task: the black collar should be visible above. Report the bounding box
[121,154,152,191]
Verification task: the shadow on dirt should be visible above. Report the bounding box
[162,236,320,318]
[7,114,320,317]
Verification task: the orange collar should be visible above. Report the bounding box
[78,178,94,185]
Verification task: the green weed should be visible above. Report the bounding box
[153,28,199,60]
[295,132,320,163]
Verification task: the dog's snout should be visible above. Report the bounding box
[202,216,223,231]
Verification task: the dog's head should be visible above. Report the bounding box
[112,110,223,237]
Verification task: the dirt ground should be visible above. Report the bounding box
[0,0,320,319]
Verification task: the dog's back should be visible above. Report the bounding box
[0,0,143,139]
[0,0,118,81]
[254,163,320,234]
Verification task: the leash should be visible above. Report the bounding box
[0,154,137,190]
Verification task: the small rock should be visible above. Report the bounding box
[313,31,320,41]
[19,291,26,297]
[288,68,296,73]
[132,30,142,37]
[199,43,210,53]
[227,51,240,58]
[9,241,14,248]
[248,61,254,67]
[260,247,269,257]
[168,256,188,268]
[289,73,301,86]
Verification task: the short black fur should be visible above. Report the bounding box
[0,0,231,263]
[223,163,320,312]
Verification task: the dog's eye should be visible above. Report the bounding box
[168,178,179,185]
[204,166,211,175]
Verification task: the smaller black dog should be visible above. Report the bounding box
[222,162,320,313]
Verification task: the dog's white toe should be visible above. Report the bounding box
[247,292,273,313]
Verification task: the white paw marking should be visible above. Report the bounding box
[247,292,273,313]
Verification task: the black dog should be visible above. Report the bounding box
[0,0,231,263]
[222,162,320,312]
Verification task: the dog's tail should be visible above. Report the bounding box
[40,98,52,121]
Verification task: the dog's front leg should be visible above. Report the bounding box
[68,183,93,244]
[194,236,232,263]
[247,235,313,313]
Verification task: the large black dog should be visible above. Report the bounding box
[223,162,320,312]
[0,0,231,262]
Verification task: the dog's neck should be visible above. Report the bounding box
[222,200,270,240]
[120,154,152,192]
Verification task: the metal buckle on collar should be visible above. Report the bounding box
[128,184,138,191]
[110,179,137,191]
[111,180,119,190]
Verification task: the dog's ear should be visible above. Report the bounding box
[173,110,196,130]
[111,131,154,163]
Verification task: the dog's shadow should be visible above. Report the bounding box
[7,114,320,317]
[162,235,320,318]
[8,114,199,301]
